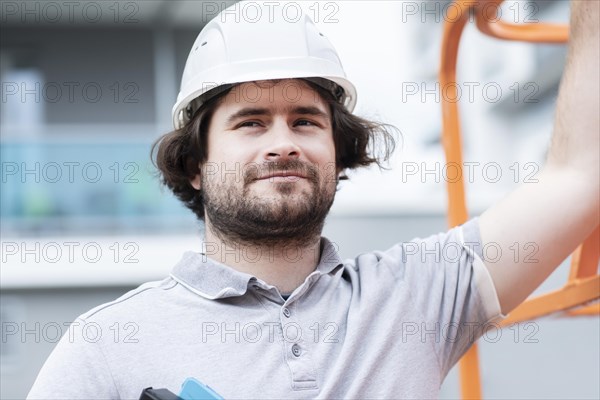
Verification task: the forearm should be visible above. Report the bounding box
[547,0,599,176]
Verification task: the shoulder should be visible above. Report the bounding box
[342,218,482,277]
[77,277,178,323]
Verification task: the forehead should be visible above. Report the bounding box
[217,79,330,114]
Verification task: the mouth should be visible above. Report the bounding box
[257,173,307,182]
[255,168,310,181]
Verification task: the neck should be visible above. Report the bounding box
[202,221,323,294]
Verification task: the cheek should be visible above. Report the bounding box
[320,138,337,171]
[312,142,337,182]
[205,136,244,165]
[206,131,259,163]
[320,162,338,185]
[303,133,335,160]
[205,151,257,185]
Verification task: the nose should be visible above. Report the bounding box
[263,122,301,162]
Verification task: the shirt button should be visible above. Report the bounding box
[292,344,302,357]
[282,308,291,318]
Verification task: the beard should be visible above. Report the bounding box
[201,159,337,248]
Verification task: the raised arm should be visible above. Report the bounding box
[479,0,599,315]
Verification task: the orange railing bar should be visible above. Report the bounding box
[564,302,600,317]
[439,4,477,397]
[568,226,600,281]
[475,0,568,43]
[476,17,569,43]
[499,275,600,326]
[439,1,599,399]
[499,227,599,326]
[440,2,471,229]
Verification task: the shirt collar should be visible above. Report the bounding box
[169,237,343,300]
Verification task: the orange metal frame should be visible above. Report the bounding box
[438,1,599,398]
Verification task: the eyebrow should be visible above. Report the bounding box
[225,106,330,125]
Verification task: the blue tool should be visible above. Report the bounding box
[139,378,223,400]
[179,377,223,400]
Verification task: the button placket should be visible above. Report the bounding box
[291,343,302,357]
[280,303,318,390]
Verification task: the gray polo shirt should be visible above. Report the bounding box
[28,218,504,399]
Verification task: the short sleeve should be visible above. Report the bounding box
[27,318,120,400]
[381,218,504,378]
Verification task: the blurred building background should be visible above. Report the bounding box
[1,1,598,399]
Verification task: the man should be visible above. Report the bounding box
[28,1,598,399]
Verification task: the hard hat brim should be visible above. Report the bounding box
[172,58,357,129]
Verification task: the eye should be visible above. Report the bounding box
[237,121,263,128]
[294,119,318,127]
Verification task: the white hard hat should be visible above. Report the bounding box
[171,1,357,129]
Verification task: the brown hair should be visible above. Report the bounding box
[152,80,399,221]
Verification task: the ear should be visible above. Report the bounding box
[190,174,201,190]
[190,161,203,190]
